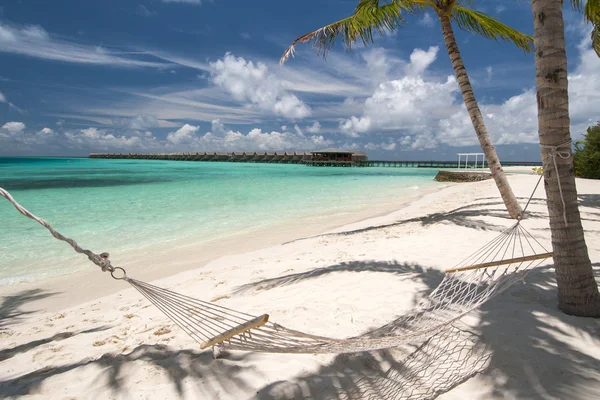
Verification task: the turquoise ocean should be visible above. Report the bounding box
[0,157,441,285]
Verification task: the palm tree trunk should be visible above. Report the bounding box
[531,0,600,316]
[438,14,523,220]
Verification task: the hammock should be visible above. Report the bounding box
[0,182,552,355]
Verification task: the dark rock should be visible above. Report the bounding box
[434,170,492,183]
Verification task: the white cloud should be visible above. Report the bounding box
[365,141,397,151]
[273,94,311,119]
[64,127,159,150]
[437,34,600,146]
[405,46,439,76]
[128,114,160,130]
[1,121,25,133]
[364,75,458,130]
[39,127,54,135]
[162,0,202,3]
[339,116,372,137]
[485,66,493,82]
[419,13,435,28]
[163,120,332,151]
[306,121,321,133]
[210,53,311,119]
[361,48,391,85]
[166,124,200,145]
[0,22,172,68]
[0,91,5,102]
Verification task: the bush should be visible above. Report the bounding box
[532,166,543,175]
[574,122,600,179]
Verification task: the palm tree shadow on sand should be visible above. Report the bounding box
[0,344,260,398]
[250,264,600,400]
[247,261,494,400]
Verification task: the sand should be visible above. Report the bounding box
[1,171,599,399]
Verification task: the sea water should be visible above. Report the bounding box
[0,157,440,285]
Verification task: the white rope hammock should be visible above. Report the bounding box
[0,180,552,355]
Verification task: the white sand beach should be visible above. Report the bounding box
[1,172,599,399]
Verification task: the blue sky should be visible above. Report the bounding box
[0,0,598,160]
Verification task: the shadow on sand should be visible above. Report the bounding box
[2,195,599,399]
[285,197,548,245]
[0,289,59,330]
[0,344,259,398]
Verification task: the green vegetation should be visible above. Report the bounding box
[574,123,600,179]
[532,167,543,176]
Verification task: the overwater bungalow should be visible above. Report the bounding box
[265,152,276,162]
[201,152,215,161]
[232,152,245,162]
[272,152,286,162]
[308,149,368,166]
[253,152,266,162]
[214,152,229,161]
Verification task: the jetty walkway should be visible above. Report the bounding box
[89,152,540,168]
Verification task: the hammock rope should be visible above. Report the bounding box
[0,179,552,355]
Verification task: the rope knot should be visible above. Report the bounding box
[540,140,572,226]
[89,253,114,272]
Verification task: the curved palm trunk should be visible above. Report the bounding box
[438,14,523,220]
[531,0,600,316]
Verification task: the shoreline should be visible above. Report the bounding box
[0,166,541,313]
[1,178,446,314]
[2,172,599,399]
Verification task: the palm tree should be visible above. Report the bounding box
[530,0,600,317]
[281,0,533,220]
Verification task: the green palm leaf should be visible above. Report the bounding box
[451,6,533,52]
[280,1,407,64]
[584,0,600,56]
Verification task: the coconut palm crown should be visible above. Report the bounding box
[281,0,533,64]
[281,0,533,220]
[580,0,600,56]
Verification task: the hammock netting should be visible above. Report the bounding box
[0,186,552,355]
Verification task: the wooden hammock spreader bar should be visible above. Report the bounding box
[200,314,269,349]
[445,252,554,273]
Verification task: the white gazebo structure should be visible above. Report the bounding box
[457,153,486,169]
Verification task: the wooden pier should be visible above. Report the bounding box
[88,152,540,168]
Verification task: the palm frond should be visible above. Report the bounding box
[281,1,412,64]
[571,0,584,12]
[585,0,600,57]
[356,0,427,13]
[451,6,533,52]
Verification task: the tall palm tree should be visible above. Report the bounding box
[530,0,600,317]
[281,0,533,220]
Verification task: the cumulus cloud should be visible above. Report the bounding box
[167,124,200,145]
[437,35,600,147]
[340,116,372,137]
[340,75,458,140]
[164,120,331,151]
[334,35,599,151]
[210,53,311,119]
[39,127,54,135]
[1,121,25,133]
[365,141,397,151]
[64,127,159,150]
[0,91,5,102]
[405,46,439,76]
[306,121,321,133]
